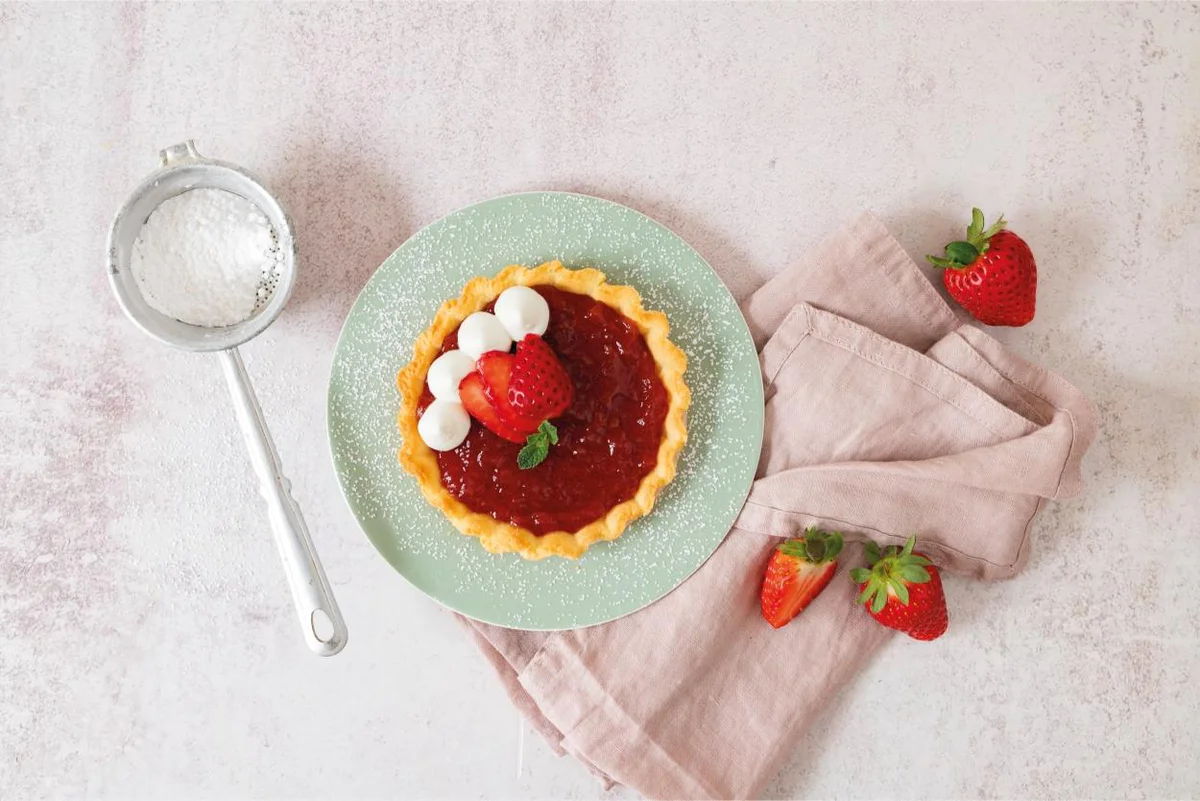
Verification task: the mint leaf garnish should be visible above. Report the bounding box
[517,441,547,469]
[517,421,558,470]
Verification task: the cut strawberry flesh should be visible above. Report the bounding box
[476,352,542,436]
[457,371,527,443]
[761,554,837,629]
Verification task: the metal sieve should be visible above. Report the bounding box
[107,140,348,657]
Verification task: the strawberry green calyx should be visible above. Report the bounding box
[850,535,932,614]
[777,528,843,563]
[926,208,1008,269]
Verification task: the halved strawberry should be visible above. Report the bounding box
[457,371,527,443]
[509,334,574,422]
[760,529,843,629]
[476,352,541,436]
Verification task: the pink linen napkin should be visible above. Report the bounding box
[460,212,1097,799]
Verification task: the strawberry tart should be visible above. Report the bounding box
[396,261,690,559]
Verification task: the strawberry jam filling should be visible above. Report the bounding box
[417,286,669,535]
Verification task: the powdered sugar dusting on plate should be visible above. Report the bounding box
[328,192,763,630]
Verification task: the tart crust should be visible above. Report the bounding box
[396,261,690,560]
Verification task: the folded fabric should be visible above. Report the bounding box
[461,212,1097,799]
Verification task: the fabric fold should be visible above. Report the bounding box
[460,211,1097,799]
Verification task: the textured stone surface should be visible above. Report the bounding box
[2,3,1198,798]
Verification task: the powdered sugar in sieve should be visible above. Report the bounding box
[130,187,283,327]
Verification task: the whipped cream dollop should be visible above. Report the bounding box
[457,311,512,359]
[426,350,476,401]
[417,399,471,451]
[494,286,550,340]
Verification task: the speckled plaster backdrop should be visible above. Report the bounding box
[2,3,1198,799]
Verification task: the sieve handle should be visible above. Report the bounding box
[219,347,348,657]
[159,140,203,167]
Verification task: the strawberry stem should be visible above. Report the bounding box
[851,535,931,612]
[778,528,843,563]
[926,208,1007,269]
[944,241,979,265]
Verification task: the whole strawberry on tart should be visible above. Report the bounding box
[396,261,690,560]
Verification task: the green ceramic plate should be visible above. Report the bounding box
[328,192,763,630]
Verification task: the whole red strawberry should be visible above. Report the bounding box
[927,208,1037,327]
[850,536,948,641]
[760,529,843,629]
[508,334,574,422]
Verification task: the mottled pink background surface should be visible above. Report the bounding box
[2,3,1198,799]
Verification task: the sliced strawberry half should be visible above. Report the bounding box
[760,529,843,629]
[509,334,574,422]
[476,352,542,436]
[457,371,527,444]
